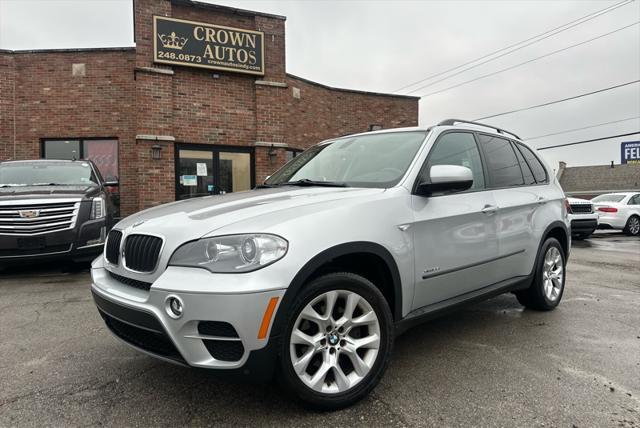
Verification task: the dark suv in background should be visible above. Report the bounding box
[0,159,117,264]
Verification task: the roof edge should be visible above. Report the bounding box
[171,0,286,21]
[286,73,421,100]
[0,46,136,54]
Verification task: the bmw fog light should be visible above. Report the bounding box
[165,295,184,319]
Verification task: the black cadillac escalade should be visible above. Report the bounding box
[0,159,117,264]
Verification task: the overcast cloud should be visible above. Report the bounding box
[1,0,639,170]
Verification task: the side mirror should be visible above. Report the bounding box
[416,165,473,196]
[104,177,119,187]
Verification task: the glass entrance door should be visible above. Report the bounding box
[176,145,253,200]
[176,149,214,200]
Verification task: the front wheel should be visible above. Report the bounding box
[516,237,566,311]
[279,272,393,410]
[623,215,640,236]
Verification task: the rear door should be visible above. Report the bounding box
[411,131,501,310]
[477,135,551,280]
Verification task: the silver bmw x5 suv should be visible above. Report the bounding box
[91,119,570,410]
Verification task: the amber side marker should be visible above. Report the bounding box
[258,297,279,339]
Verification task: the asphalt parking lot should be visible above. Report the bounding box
[0,231,638,427]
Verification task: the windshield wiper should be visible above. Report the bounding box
[254,184,277,189]
[280,179,348,187]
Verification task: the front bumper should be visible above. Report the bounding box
[0,218,107,263]
[570,218,598,235]
[91,258,285,375]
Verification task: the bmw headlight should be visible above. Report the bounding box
[169,234,288,273]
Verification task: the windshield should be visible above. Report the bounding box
[592,194,626,203]
[0,162,98,187]
[266,131,427,188]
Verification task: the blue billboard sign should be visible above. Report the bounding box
[621,141,640,164]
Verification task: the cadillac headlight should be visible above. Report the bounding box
[90,195,106,220]
[169,234,288,273]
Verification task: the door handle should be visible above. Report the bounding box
[481,204,499,214]
[537,196,547,204]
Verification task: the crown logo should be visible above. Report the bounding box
[158,32,188,50]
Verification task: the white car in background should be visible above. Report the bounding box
[567,197,599,239]
[593,192,640,236]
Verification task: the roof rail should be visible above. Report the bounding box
[437,118,521,140]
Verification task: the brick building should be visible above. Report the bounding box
[0,0,419,216]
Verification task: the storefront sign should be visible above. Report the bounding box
[181,175,197,186]
[621,141,640,164]
[153,16,265,75]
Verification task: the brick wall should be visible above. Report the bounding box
[0,0,420,214]
[284,75,419,150]
[0,52,15,161]
[0,49,138,214]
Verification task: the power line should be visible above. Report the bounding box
[393,0,633,94]
[396,0,634,94]
[475,80,640,120]
[537,131,640,150]
[417,21,640,98]
[524,116,640,140]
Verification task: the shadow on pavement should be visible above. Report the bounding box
[0,260,91,277]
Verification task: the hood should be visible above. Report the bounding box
[0,184,100,201]
[116,186,384,241]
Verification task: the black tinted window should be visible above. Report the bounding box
[425,132,485,190]
[516,143,547,183]
[478,134,523,188]
[513,143,536,185]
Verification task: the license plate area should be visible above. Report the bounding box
[17,236,46,250]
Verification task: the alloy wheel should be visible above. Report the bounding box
[289,289,381,394]
[542,246,564,302]
[629,217,640,235]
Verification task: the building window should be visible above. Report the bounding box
[42,138,119,180]
[285,149,302,163]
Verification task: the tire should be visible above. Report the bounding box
[623,215,640,236]
[516,237,566,311]
[278,272,394,411]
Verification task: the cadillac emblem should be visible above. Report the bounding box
[18,210,40,218]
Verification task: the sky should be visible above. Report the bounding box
[1,0,639,171]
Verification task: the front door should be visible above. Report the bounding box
[175,145,254,200]
[411,131,501,310]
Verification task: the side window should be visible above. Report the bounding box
[516,142,548,183]
[424,132,485,190]
[512,141,536,185]
[629,194,640,205]
[477,134,524,188]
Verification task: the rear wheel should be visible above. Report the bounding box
[279,272,393,410]
[623,215,640,236]
[516,238,565,311]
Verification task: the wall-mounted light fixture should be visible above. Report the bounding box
[151,144,163,160]
[268,144,277,160]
